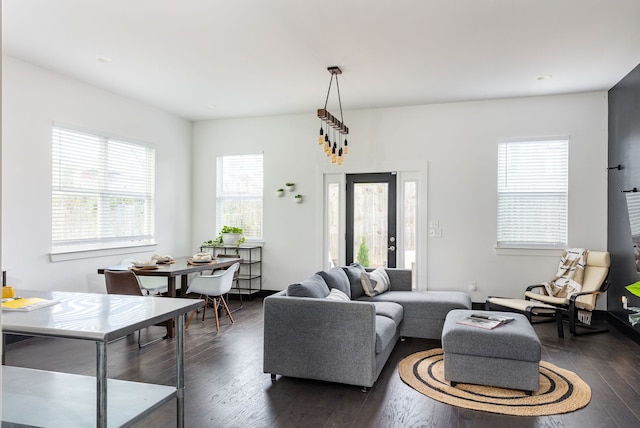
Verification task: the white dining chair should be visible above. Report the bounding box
[185,262,240,332]
[215,253,243,312]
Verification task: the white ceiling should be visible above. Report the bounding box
[4,0,640,121]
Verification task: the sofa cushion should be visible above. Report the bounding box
[342,263,366,299]
[325,288,350,301]
[287,273,330,298]
[317,267,352,299]
[372,302,404,326]
[358,291,472,320]
[361,268,390,297]
[375,315,397,354]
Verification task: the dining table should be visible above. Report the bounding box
[97,255,242,337]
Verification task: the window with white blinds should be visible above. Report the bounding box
[497,138,568,249]
[626,193,640,240]
[52,125,155,251]
[216,154,263,240]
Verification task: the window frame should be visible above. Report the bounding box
[496,137,569,250]
[51,124,156,258]
[215,153,264,241]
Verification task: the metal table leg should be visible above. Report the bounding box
[176,312,185,428]
[97,341,107,427]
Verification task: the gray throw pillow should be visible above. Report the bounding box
[342,263,366,299]
[317,267,352,299]
[287,273,330,298]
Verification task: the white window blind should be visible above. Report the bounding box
[497,138,568,248]
[626,193,640,240]
[216,154,263,240]
[52,125,155,251]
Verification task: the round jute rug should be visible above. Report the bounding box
[398,348,591,416]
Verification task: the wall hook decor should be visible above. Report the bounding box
[608,165,622,170]
[622,188,638,193]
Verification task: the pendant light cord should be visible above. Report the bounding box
[323,73,335,110]
[323,71,344,123]
[335,74,344,123]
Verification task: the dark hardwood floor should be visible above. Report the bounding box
[4,298,640,428]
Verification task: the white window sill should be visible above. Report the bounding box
[50,242,157,262]
[494,247,563,257]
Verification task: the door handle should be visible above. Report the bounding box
[388,246,396,252]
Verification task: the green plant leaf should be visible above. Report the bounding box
[220,225,243,234]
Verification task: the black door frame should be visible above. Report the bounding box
[345,172,397,267]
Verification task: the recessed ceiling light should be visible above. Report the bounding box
[536,74,552,81]
[96,56,112,63]
[207,104,216,109]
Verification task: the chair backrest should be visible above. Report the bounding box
[104,270,144,296]
[188,262,240,296]
[576,251,610,310]
[216,254,241,279]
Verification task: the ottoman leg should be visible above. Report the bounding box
[451,381,458,387]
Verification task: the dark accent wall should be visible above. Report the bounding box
[608,62,640,336]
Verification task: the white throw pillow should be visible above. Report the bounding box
[360,268,390,297]
[325,287,350,301]
[369,268,390,293]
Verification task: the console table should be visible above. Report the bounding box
[1,290,203,427]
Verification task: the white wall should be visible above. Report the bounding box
[1,55,608,303]
[193,92,608,304]
[1,56,193,292]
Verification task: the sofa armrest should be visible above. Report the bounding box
[364,268,412,291]
[385,268,412,291]
[263,294,378,386]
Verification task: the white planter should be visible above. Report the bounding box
[276,189,284,197]
[221,233,242,246]
[286,184,295,192]
[295,196,303,204]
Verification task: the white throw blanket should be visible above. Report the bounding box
[543,248,587,299]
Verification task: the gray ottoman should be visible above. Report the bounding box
[441,309,541,394]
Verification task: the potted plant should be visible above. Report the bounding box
[294,194,303,204]
[219,225,246,246]
[276,188,284,197]
[286,182,295,192]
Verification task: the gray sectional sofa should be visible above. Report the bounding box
[263,265,471,390]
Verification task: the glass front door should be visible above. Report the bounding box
[346,173,397,268]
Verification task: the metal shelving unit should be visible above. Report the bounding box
[200,245,262,297]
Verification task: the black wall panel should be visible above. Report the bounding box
[608,63,640,334]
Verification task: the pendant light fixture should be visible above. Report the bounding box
[317,66,349,165]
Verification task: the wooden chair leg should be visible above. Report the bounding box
[220,295,235,324]
[185,310,196,329]
[202,296,208,322]
[213,297,220,332]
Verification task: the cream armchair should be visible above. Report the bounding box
[487,250,611,337]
